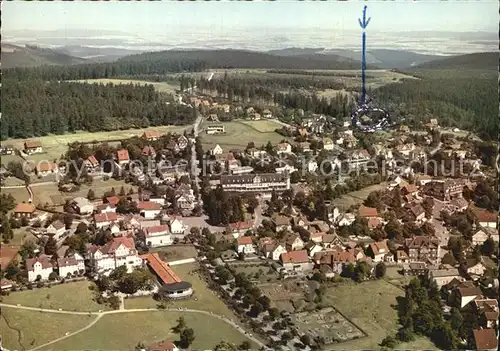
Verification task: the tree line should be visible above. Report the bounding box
[1,80,196,139]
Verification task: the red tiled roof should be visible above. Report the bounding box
[358,205,378,218]
[57,256,79,268]
[142,146,155,156]
[117,149,130,161]
[473,329,497,350]
[369,240,390,256]
[143,131,163,139]
[106,196,121,205]
[94,212,118,223]
[229,221,253,231]
[14,202,36,213]
[102,236,135,254]
[24,140,42,149]
[320,250,355,264]
[146,225,170,235]
[471,207,497,223]
[367,217,382,229]
[0,246,20,268]
[26,255,53,270]
[137,201,162,211]
[36,162,57,172]
[142,253,182,285]
[281,250,309,264]
[87,155,98,166]
[147,339,177,351]
[237,236,253,245]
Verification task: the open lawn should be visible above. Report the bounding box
[323,279,435,350]
[125,263,238,319]
[200,120,288,151]
[10,228,37,246]
[71,78,179,95]
[331,182,387,210]
[40,311,255,351]
[1,186,31,204]
[2,280,110,312]
[5,125,189,164]
[0,308,94,350]
[0,153,25,166]
[151,245,198,262]
[228,263,279,283]
[238,119,284,133]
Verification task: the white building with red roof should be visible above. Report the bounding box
[94,212,119,229]
[116,149,130,166]
[137,201,162,219]
[145,225,172,248]
[26,255,54,282]
[236,236,255,254]
[87,236,142,274]
[57,255,85,278]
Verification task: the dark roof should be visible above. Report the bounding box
[161,281,192,292]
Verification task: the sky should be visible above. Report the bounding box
[3,1,497,35]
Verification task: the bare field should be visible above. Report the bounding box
[71,78,179,94]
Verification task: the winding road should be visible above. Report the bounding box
[0,303,266,350]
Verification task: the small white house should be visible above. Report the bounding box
[57,255,85,278]
[27,255,53,282]
[145,225,172,247]
[270,244,287,261]
[472,230,490,246]
[276,143,292,154]
[307,160,318,173]
[169,218,187,235]
[46,220,66,240]
[236,236,255,254]
[210,144,223,156]
[137,201,162,219]
[71,197,94,215]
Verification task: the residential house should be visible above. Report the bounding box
[395,143,416,157]
[175,195,194,211]
[472,229,490,246]
[292,214,309,229]
[318,250,356,275]
[280,250,313,272]
[425,118,439,129]
[106,196,121,206]
[366,240,391,263]
[71,197,94,215]
[475,299,499,329]
[307,159,318,173]
[273,215,292,231]
[24,140,43,155]
[415,174,433,186]
[322,234,345,249]
[177,135,189,150]
[95,203,117,214]
[358,205,379,219]
[169,218,187,235]
[145,225,172,247]
[466,258,487,278]
[325,203,340,223]
[210,144,223,156]
[276,142,292,154]
[470,207,497,229]
[207,113,219,122]
[346,149,370,169]
[57,255,85,278]
[305,242,323,258]
[142,131,163,141]
[429,268,463,288]
[84,155,100,173]
[407,204,426,223]
[226,152,240,171]
[137,201,162,219]
[472,328,498,351]
[142,146,156,158]
[236,236,255,255]
[454,285,484,308]
[310,232,325,244]
[404,236,440,263]
[36,162,58,177]
[0,144,14,155]
[94,212,119,229]
[46,220,66,240]
[337,213,356,227]
[395,249,410,263]
[402,262,428,276]
[116,149,130,166]
[262,109,272,119]
[227,221,253,238]
[26,255,53,282]
[146,339,180,351]
[343,134,358,148]
[86,236,143,274]
[284,233,304,251]
[259,239,287,261]
[322,137,334,151]
[14,202,36,219]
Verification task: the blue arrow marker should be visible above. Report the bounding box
[358,5,371,105]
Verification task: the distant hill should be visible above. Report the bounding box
[1,43,88,69]
[415,52,497,70]
[54,45,145,62]
[118,49,363,70]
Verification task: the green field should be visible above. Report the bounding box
[0,308,94,350]
[200,120,288,151]
[2,280,110,312]
[40,311,254,350]
[125,263,237,319]
[5,125,188,164]
[72,78,179,94]
[323,280,436,350]
[331,182,387,210]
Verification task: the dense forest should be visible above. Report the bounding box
[1,81,195,139]
[374,71,497,139]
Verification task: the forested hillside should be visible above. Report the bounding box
[1,44,88,69]
[1,81,195,140]
[415,52,497,70]
[375,68,497,139]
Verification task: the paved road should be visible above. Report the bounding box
[0,303,266,350]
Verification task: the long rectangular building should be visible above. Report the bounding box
[217,172,290,194]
